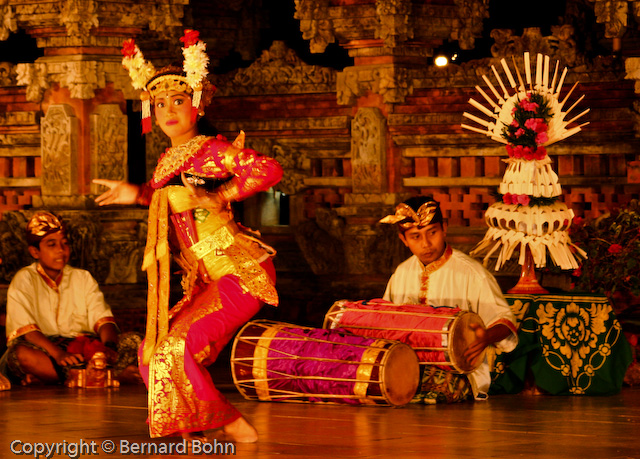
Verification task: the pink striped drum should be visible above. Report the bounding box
[230,320,420,406]
[323,299,486,373]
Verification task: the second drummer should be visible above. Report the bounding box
[379,196,518,403]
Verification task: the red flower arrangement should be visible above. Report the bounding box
[493,91,556,207]
[502,193,531,206]
[502,92,552,160]
[569,199,640,312]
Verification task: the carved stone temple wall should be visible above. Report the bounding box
[1,0,640,324]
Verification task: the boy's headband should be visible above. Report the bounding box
[379,201,442,229]
[26,212,64,245]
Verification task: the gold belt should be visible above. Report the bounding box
[189,224,236,260]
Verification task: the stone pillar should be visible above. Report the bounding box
[40,104,79,197]
[90,104,128,195]
[351,107,386,194]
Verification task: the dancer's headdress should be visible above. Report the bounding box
[121,29,215,134]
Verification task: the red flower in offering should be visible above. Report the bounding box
[533,146,547,160]
[180,29,200,47]
[503,193,513,204]
[520,99,539,112]
[516,194,531,206]
[122,39,136,58]
[608,243,623,254]
[535,132,549,145]
[502,92,552,160]
[524,118,548,133]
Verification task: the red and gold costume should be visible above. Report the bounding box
[137,135,282,438]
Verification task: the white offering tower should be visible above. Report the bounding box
[462,53,588,292]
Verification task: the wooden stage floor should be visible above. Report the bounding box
[1,382,639,458]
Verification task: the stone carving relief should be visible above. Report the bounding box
[294,0,335,54]
[452,0,490,50]
[490,26,581,66]
[60,0,99,39]
[337,65,413,105]
[16,62,49,102]
[90,105,128,195]
[0,111,37,127]
[245,138,309,196]
[375,0,413,47]
[587,0,640,38]
[0,212,30,284]
[61,60,105,99]
[626,57,640,93]
[294,215,345,275]
[343,224,380,274]
[102,225,146,284]
[147,1,187,36]
[64,211,147,285]
[17,58,134,102]
[214,41,336,96]
[65,212,110,283]
[351,107,386,194]
[41,104,78,196]
[0,61,15,85]
[0,1,17,41]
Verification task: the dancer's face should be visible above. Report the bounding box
[154,91,199,146]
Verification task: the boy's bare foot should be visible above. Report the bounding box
[223,416,258,443]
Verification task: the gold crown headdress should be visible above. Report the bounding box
[121,29,213,134]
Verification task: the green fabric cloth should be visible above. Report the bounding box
[490,293,633,395]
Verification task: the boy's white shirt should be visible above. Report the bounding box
[383,249,518,399]
[6,263,114,340]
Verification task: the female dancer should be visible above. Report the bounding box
[94,30,282,443]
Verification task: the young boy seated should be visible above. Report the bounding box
[380,196,518,403]
[0,211,141,386]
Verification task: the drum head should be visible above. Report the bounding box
[381,343,420,406]
[449,312,486,373]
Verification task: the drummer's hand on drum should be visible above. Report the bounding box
[93,179,140,206]
[463,323,513,368]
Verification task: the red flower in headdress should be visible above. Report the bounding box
[180,29,200,47]
[122,39,137,58]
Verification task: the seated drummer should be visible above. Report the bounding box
[0,211,141,386]
[380,196,518,403]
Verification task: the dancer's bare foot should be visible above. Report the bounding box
[223,417,258,443]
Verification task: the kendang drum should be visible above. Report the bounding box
[230,320,420,406]
[323,299,486,374]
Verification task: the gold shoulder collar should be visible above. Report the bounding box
[151,135,209,188]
